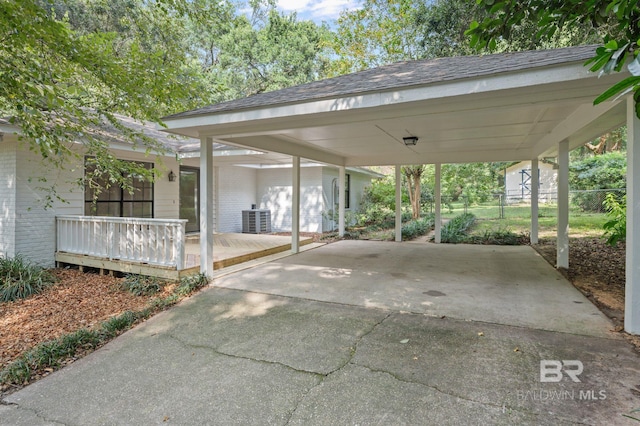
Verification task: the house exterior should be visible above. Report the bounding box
[504,160,558,204]
[0,118,380,268]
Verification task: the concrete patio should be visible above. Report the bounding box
[2,241,639,425]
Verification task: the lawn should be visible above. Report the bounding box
[440,201,608,239]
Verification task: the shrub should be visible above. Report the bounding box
[466,228,528,245]
[569,152,626,212]
[401,214,435,240]
[440,213,476,243]
[121,274,163,296]
[603,193,626,246]
[176,273,209,296]
[0,255,56,302]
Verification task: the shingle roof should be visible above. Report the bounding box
[165,45,597,120]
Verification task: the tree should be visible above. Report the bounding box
[212,9,331,100]
[402,165,425,219]
[327,0,422,75]
[466,0,640,117]
[569,151,626,212]
[1,0,218,203]
[439,163,508,204]
[584,127,627,155]
[413,0,483,59]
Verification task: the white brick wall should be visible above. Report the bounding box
[218,165,257,232]
[0,140,17,259]
[4,143,181,267]
[14,145,79,266]
[257,167,324,232]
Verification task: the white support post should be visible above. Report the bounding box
[557,140,569,270]
[338,166,346,237]
[531,158,539,245]
[292,156,300,253]
[200,137,214,278]
[626,96,640,334]
[395,165,402,242]
[434,163,442,244]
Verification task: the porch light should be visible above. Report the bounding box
[168,170,176,182]
[403,136,418,146]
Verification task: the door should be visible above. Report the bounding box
[180,167,200,233]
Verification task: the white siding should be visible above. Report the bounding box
[153,156,180,219]
[257,167,324,232]
[322,168,373,232]
[0,140,17,259]
[218,166,257,232]
[505,161,557,203]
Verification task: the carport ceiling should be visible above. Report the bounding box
[163,45,628,167]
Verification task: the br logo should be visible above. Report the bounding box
[540,360,584,383]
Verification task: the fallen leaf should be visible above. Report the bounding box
[400,339,409,344]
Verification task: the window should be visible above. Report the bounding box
[345,173,351,209]
[84,159,154,218]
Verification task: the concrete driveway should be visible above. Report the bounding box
[2,241,639,425]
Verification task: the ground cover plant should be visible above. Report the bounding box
[0,255,57,302]
[439,213,476,243]
[0,270,208,392]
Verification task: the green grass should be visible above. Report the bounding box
[440,201,607,239]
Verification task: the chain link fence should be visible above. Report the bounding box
[431,189,625,220]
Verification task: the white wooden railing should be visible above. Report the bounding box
[56,216,188,270]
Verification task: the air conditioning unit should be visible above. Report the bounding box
[242,209,271,234]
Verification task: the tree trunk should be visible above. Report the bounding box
[402,165,425,219]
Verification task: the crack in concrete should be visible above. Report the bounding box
[4,403,71,426]
[283,312,392,425]
[348,363,598,423]
[354,362,508,409]
[164,333,324,378]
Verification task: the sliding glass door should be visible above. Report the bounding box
[179,167,200,233]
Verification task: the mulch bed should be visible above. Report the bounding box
[0,269,160,371]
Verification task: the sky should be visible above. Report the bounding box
[276,0,360,23]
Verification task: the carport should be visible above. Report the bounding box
[162,45,639,335]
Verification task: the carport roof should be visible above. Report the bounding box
[162,45,629,167]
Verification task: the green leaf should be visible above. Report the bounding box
[593,76,640,104]
[604,40,618,50]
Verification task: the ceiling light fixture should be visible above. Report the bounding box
[403,136,418,146]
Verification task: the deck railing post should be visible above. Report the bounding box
[108,220,115,260]
[176,222,185,271]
